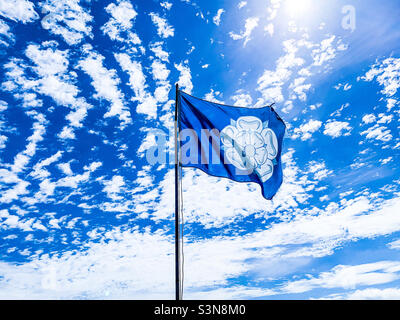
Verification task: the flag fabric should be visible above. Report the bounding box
[178,90,286,200]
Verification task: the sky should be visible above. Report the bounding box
[0,0,399,300]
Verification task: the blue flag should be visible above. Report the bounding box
[178,91,286,200]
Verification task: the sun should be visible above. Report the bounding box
[284,0,313,17]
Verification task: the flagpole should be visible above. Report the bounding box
[174,83,181,300]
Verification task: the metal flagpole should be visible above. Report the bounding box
[174,83,181,300]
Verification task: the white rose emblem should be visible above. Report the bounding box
[221,116,278,182]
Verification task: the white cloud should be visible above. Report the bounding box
[282,261,400,294]
[380,157,392,165]
[377,113,393,124]
[154,84,170,104]
[103,175,125,201]
[151,60,171,103]
[267,0,281,21]
[102,0,140,45]
[58,162,73,176]
[361,125,392,142]
[30,151,63,180]
[298,67,312,77]
[29,161,102,204]
[386,98,398,111]
[336,287,400,300]
[231,92,253,107]
[312,35,346,66]
[190,196,400,297]
[115,52,159,118]
[2,43,91,139]
[307,161,332,181]
[0,229,174,299]
[323,121,352,138]
[388,239,400,250]
[292,120,322,141]
[58,126,75,139]
[11,112,47,174]
[187,45,195,55]
[137,131,158,157]
[330,102,350,118]
[289,77,311,101]
[0,135,7,149]
[40,0,93,45]
[160,2,172,10]
[204,89,224,104]
[151,60,170,82]
[78,50,131,126]
[115,53,147,100]
[334,83,352,91]
[24,43,91,136]
[362,114,376,124]
[26,44,71,83]
[0,19,14,47]
[257,40,305,103]
[136,94,158,119]
[257,35,347,107]
[213,9,225,26]
[0,178,29,204]
[238,1,247,9]
[149,42,169,62]
[319,195,329,202]
[0,0,38,23]
[2,164,400,299]
[361,57,400,97]
[4,192,400,298]
[264,23,274,36]
[0,159,34,205]
[149,13,174,38]
[144,149,310,227]
[175,62,193,94]
[229,17,259,46]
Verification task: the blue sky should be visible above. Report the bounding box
[0,0,399,299]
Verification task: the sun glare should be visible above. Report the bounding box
[284,0,313,17]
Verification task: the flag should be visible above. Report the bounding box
[178,90,286,200]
